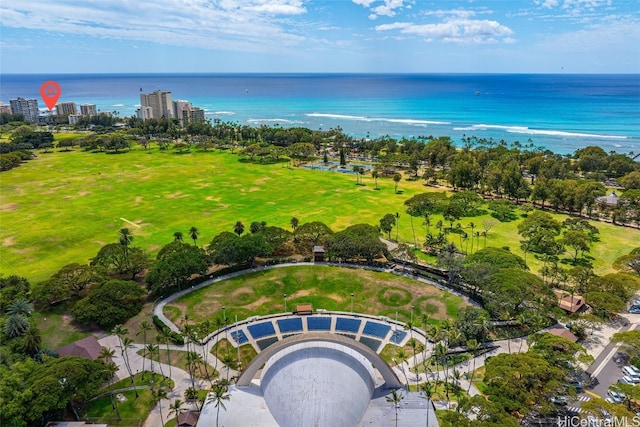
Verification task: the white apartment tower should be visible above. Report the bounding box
[140,90,173,119]
[56,102,78,117]
[10,97,40,123]
[80,104,97,116]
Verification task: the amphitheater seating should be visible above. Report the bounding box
[230,329,249,345]
[335,317,361,333]
[362,321,391,339]
[359,336,382,353]
[256,336,279,351]
[277,318,303,333]
[247,321,276,339]
[389,329,408,344]
[306,317,331,331]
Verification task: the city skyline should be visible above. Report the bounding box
[1,0,639,74]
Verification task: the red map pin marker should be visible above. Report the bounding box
[40,81,62,111]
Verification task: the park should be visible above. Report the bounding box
[2,123,640,426]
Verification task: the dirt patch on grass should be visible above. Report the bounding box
[2,236,16,247]
[135,196,143,204]
[254,177,271,185]
[0,203,18,211]
[290,289,345,303]
[248,187,260,192]
[166,191,190,199]
[231,286,253,297]
[245,296,270,310]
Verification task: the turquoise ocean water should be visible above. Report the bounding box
[1,73,638,155]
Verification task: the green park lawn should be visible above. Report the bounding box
[165,265,468,325]
[1,144,638,285]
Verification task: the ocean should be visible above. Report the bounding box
[1,73,638,155]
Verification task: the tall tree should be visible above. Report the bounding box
[386,389,404,427]
[233,221,245,236]
[206,382,231,427]
[189,226,200,246]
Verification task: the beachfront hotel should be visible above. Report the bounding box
[80,103,97,116]
[9,97,39,123]
[139,89,173,119]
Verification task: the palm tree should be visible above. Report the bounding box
[169,399,186,426]
[221,352,236,383]
[187,351,203,390]
[104,361,121,420]
[173,231,184,242]
[19,323,41,355]
[4,314,29,338]
[184,387,201,411]
[152,387,168,426]
[99,346,115,364]
[206,383,231,427]
[395,348,410,386]
[290,217,299,231]
[189,226,200,246]
[420,382,436,427]
[118,228,133,260]
[158,330,173,379]
[233,221,245,236]
[112,325,134,379]
[137,320,153,378]
[146,343,159,378]
[7,299,33,317]
[372,169,379,190]
[465,339,481,393]
[393,172,402,193]
[386,389,404,427]
[468,222,476,252]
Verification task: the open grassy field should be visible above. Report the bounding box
[1,145,637,283]
[164,265,468,325]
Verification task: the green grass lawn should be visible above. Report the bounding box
[81,389,154,426]
[166,265,468,325]
[2,145,637,285]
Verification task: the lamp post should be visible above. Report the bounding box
[284,294,287,313]
[222,306,226,321]
[351,293,354,314]
[395,212,400,242]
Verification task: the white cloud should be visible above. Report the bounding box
[0,0,308,53]
[353,0,410,19]
[376,18,513,43]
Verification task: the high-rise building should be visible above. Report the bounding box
[136,106,153,121]
[56,102,78,117]
[0,102,11,114]
[140,90,173,119]
[68,114,82,125]
[80,104,97,116]
[9,97,40,123]
[191,107,205,123]
[173,100,206,126]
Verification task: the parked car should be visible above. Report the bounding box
[622,366,640,382]
[550,396,568,405]
[567,381,583,393]
[607,389,625,404]
[619,376,636,385]
[629,307,640,314]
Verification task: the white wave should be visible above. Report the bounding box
[247,118,304,124]
[467,124,628,139]
[208,111,235,115]
[111,104,124,107]
[305,113,450,126]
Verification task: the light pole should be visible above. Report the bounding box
[284,294,287,313]
[351,293,354,314]
[395,212,400,242]
[222,306,226,321]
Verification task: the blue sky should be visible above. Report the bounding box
[1,0,639,73]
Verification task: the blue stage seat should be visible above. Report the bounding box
[362,321,391,339]
[247,321,276,339]
[230,329,248,345]
[307,317,332,331]
[335,317,361,333]
[277,318,303,333]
